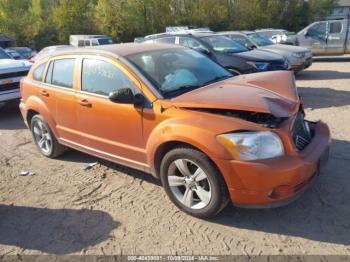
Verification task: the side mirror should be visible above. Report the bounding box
[195,47,211,56]
[303,30,308,36]
[245,43,257,50]
[109,88,134,104]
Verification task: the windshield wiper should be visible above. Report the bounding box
[203,75,232,86]
[162,85,202,98]
[222,49,240,53]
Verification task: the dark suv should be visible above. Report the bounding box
[140,33,290,74]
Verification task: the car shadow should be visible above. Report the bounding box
[297,69,350,80]
[298,87,350,109]
[0,204,119,254]
[209,138,350,246]
[0,102,26,130]
[57,138,350,246]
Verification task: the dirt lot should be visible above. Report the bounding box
[0,61,349,256]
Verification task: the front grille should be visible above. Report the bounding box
[0,82,20,92]
[267,62,286,71]
[0,70,29,79]
[292,112,312,151]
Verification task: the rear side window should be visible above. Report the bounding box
[178,37,205,50]
[329,22,342,34]
[155,37,176,44]
[45,59,75,88]
[33,63,46,82]
[81,58,136,96]
[228,35,249,46]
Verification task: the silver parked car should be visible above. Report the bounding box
[219,31,312,73]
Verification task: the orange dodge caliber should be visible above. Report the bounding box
[20,43,330,218]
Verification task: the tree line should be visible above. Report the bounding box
[0,0,336,50]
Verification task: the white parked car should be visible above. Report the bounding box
[0,48,31,103]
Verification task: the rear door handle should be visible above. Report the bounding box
[40,90,49,97]
[78,99,92,107]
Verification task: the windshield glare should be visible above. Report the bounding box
[201,36,248,53]
[247,33,274,46]
[126,48,232,98]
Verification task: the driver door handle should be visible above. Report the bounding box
[40,90,49,97]
[78,99,92,107]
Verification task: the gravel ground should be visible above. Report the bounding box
[0,61,349,256]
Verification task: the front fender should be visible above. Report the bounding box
[146,117,232,171]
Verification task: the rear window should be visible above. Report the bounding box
[33,63,46,82]
[45,59,75,88]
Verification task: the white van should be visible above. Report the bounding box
[69,35,114,47]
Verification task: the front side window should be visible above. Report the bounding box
[47,59,76,88]
[126,48,232,98]
[307,22,327,40]
[82,59,136,96]
[201,36,248,53]
[33,63,46,82]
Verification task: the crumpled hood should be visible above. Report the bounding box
[0,59,31,70]
[234,49,284,62]
[170,71,299,118]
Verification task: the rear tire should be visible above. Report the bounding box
[160,147,229,218]
[30,114,66,158]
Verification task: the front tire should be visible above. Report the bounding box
[160,147,229,218]
[30,114,66,158]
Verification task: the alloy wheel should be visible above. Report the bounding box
[32,119,52,155]
[167,159,212,209]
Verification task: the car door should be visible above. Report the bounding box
[300,22,327,55]
[43,57,80,142]
[326,20,346,54]
[75,56,146,168]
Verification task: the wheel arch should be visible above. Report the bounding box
[24,96,58,137]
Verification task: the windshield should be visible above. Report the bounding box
[15,49,32,59]
[247,33,274,46]
[0,49,11,59]
[126,48,232,98]
[201,36,248,53]
[98,38,114,45]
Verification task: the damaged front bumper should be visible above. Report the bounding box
[222,120,330,207]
